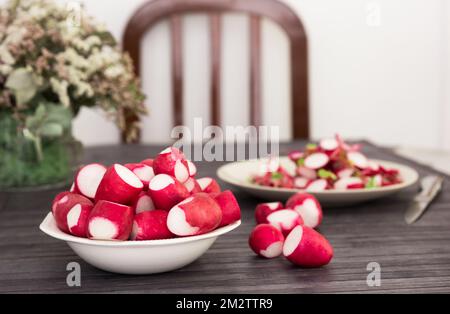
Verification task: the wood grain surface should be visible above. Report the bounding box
[0,141,449,293]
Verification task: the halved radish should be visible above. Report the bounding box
[319,138,338,151]
[283,225,333,267]
[87,200,134,241]
[304,153,329,170]
[95,164,144,205]
[334,177,364,190]
[347,151,368,169]
[132,191,155,214]
[148,174,190,211]
[267,209,304,236]
[186,160,197,177]
[140,158,154,167]
[130,210,174,240]
[306,179,328,192]
[254,202,284,224]
[296,166,317,180]
[52,192,93,235]
[197,177,221,194]
[210,190,241,227]
[248,224,284,258]
[294,177,310,189]
[337,168,354,179]
[367,160,380,172]
[167,194,222,236]
[288,150,303,162]
[286,193,322,229]
[153,147,190,183]
[74,163,107,199]
[125,163,155,189]
[183,177,202,194]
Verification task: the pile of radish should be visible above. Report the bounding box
[51,147,241,241]
[252,134,402,191]
[249,192,333,267]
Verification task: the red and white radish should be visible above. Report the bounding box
[183,177,202,194]
[304,153,329,170]
[125,163,155,189]
[140,158,154,167]
[254,202,284,224]
[148,174,190,211]
[267,209,304,236]
[167,194,222,236]
[288,150,303,162]
[197,177,221,194]
[286,193,322,229]
[132,191,155,214]
[296,166,317,180]
[334,177,364,190]
[294,177,310,189]
[153,147,190,183]
[186,160,197,177]
[95,164,143,205]
[347,151,368,169]
[306,179,328,192]
[130,210,174,240]
[52,192,93,236]
[210,190,241,227]
[319,138,339,151]
[87,200,134,241]
[73,163,106,199]
[248,224,284,258]
[337,168,354,179]
[283,225,333,267]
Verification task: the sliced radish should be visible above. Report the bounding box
[140,158,154,167]
[283,225,333,267]
[125,163,155,189]
[296,166,317,180]
[334,177,363,190]
[319,138,338,151]
[288,150,303,162]
[186,160,197,177]
[306,179,328,192]
[294,177,310,189]
[132,191,155,214]
[347,151,368,169]
[148,174,190,211]
[167,194,222,236]
[183,177,202,194]
[87,200,134,241]
[304,153,330,170]
[130,210,174,240]
[153,147,190,183]
[267,209,304,236]
[95,164,143,205]
[210,190,241,227]
[197,177,221,194]
[254,202,284,224]
[74,163,107,199]
[286,193,322,229]
[337,168,354,179]
[67,203,92,238]
[248,224,284,258]
[52,192,93,235]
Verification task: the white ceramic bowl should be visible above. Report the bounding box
[39,212,240,275]
[217,157,419,206]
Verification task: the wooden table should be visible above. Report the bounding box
[1,141,449,293]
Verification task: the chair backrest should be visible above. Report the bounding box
[123,0,309,141]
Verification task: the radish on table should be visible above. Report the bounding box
[286,193,322,229]
[249,224,285,258]
[254,202,284,224]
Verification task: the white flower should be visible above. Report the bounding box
[104,64,124,78]
[50,77,70,107]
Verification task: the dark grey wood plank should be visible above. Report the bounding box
[1,141,449,293]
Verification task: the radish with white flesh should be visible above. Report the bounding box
[148,174,190,211]
[210,190,241,227]
[337,168,354,179]
[254,202,284,224]
[304,153,329,170]
[319,138,339,151]
[52,192,93,236]
[125,163,155,188]
[197,177,221,194]
[87,200,134,241]
[74,163,106,199]
[132,191,155,214]
[286,193,322,229]
[296,166,317,180]
[140,158,154,167]
[306,179,328,192]
[334,177,364,190]
[131,210,174,240]
[167,194,222,236]
[294,177,310,189]
[187,160,197,177]
[267,209,304,236]
[153,147,190,183]
[183,177,202,194]
[288,150,303,161]
[95,164,144,205]
[283,225,333,267]
[248,224,285,258]
[348,151,368,169]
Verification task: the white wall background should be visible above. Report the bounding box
[2,0,449,150]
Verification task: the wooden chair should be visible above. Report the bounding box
[123,0,309,141]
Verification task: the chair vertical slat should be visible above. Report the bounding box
[170,15,183,126]
[249,15,262,127]
[210,13,222,126]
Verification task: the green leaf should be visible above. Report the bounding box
[40,123,63,138]
[296,158,305,167]
[365,177,376,189]
[318,169,337,180]
[306,143,317,150]
[271,172,283,180]
[45,104,72,130]
[5,68,38,105]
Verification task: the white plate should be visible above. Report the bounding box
[39,212,241,275]
[217,157,419,206]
